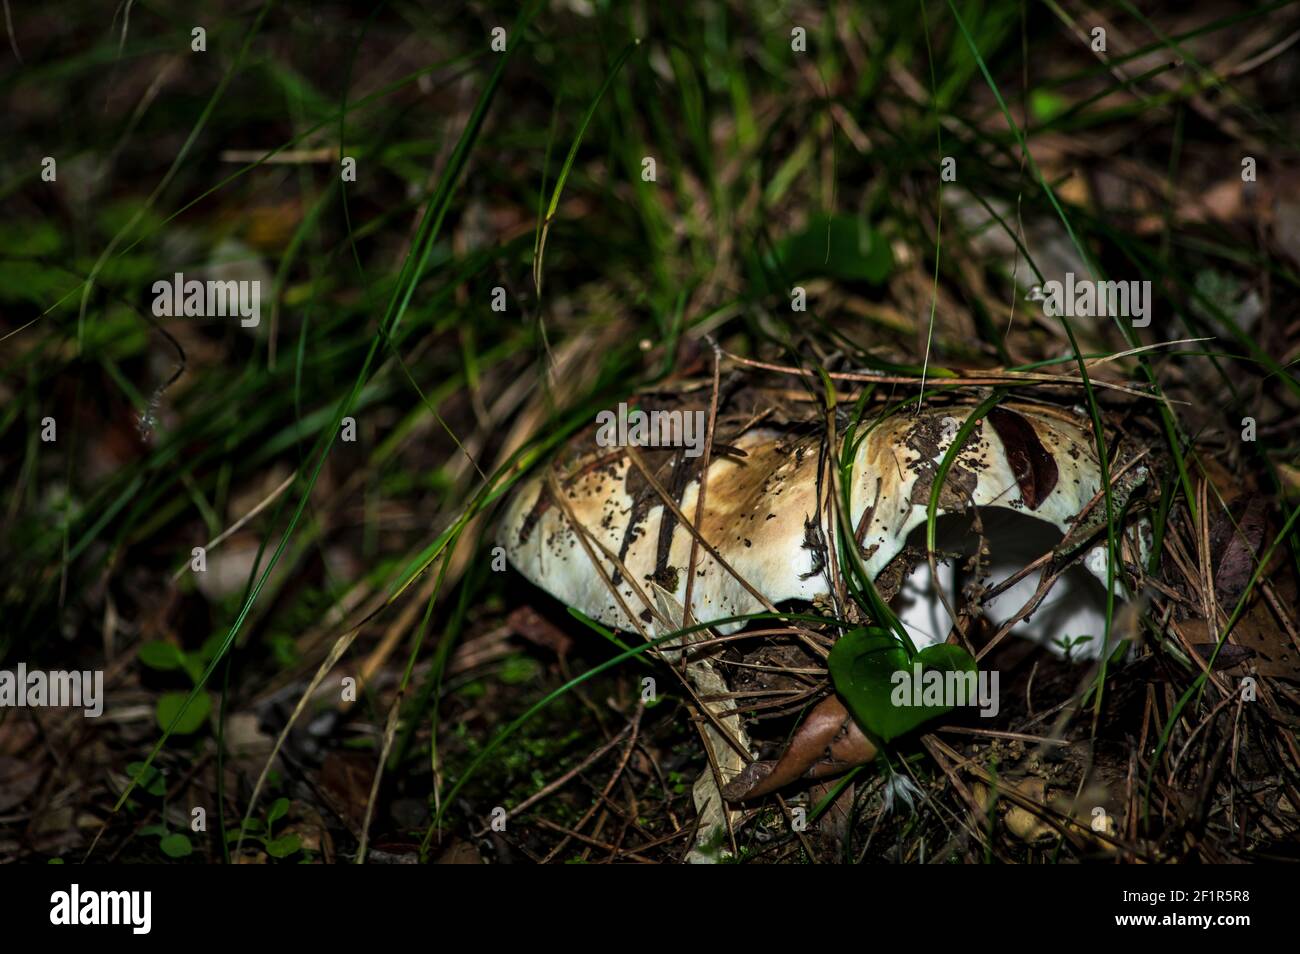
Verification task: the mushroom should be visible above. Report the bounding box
[501,400,1141,649]
[498,394,1146,857]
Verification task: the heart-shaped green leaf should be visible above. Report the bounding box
[749,213,894,295]
[828,628,978,743]
[137,641,186,671]
[155,690,212,735]
[266,834,302,859]
[776,214,893,284]
[159,833,193,858]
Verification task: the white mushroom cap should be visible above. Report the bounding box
[499,426,820,637]
[498,402,1125,642]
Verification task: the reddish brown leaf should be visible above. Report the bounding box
[722,696,876,801]
[988,406,1058,509]
[506,605,574,656]
[1212,496,1268,608]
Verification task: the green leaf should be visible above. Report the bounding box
[772,213,893,286]
[1029,89,1068,123]
[125,761,167,797]
[137,641,187,671]
[266,834,302,859]
[267,633,299,667]
[181,656,206,685]
[0,221,63,257]
[159,833,193,858]
[916,643,979,676]
[499,655,540,685]
[225,818,265,842]
[828,628,978,743]
[267,797,290,828]
[197,632,226,663]
[155,690,212,735]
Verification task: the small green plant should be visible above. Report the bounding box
[1053,633,1096,661]
[125,762,195,859]
[225,797,303,860]
[137,636,224,735]
[138,824,195,859]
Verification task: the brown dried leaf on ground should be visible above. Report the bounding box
[722,695,876,802]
